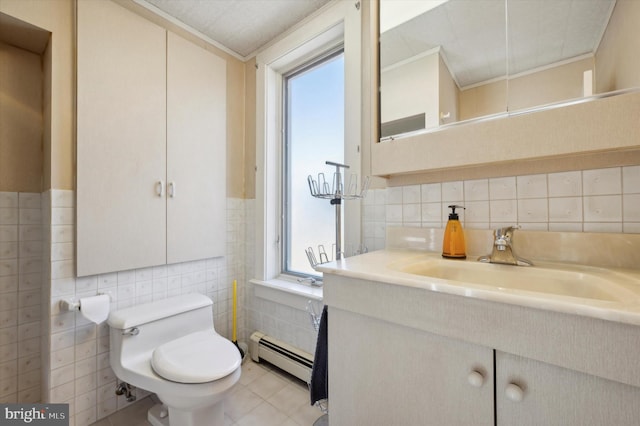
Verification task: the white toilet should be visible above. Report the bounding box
[108,293,242,426]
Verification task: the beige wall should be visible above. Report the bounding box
[244,57,257,199]
[596,0,640,93]
[0,0,75,191]
[458,80,507,121]
[459,57,596,121]
[509,57,594,111]
[0,41,43,192]
[226,58,246,199]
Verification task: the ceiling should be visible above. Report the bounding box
[380,0,616,88]
[139,0,332,58]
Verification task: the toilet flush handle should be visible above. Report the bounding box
[122,327,140,336]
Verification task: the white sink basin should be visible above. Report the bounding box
[391,256,640,303]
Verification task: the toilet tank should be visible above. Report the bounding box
[108,294,215,362]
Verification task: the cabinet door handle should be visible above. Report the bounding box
[168,181,176,198]
[156,180,165,197]
[467,370,485,387]
[505,383,524,402]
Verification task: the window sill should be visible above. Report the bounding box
[250,277,323,308]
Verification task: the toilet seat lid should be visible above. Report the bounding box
[151,330,241,384]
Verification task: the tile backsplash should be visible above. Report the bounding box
[363,166,640,247]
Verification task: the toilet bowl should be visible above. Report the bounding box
[108,294,241,426]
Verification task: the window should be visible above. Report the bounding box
[283,48,345,277]
[254,0,361,282]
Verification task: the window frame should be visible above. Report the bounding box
[254,1,362,282]
[281,46,346,278]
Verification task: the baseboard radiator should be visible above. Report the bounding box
[249,331,314,383]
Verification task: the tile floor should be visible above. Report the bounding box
[91,359,325,426]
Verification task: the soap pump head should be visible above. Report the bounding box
[448,205,465,220]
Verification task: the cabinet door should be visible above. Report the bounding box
[166,32,226,264]
[329,308,494,426]
[77,0,167,276]
[496,351,640,425]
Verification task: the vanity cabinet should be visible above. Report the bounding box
[329,308,494,426]
[323,264,640,426]
[329,305,640,426]
[77,0,226,276]
[496,351,640,426]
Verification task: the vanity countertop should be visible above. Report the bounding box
[317,248,640,327]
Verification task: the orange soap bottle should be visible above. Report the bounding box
[442,205,466,259]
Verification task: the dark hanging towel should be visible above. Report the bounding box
[310,305,328,405]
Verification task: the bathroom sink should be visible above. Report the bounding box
[392,256,640,303]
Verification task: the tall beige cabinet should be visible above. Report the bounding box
[77,0,226,276]
[166,33,226,265]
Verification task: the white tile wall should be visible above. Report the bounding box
[11,164,635,422]
[0,192,42,404]
[37,190,249,425]
[361,166,640,243]
[245,283,320,356]
[362,189,387,251]
[583,167,621,196]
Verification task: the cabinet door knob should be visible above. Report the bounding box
[156,180,165,197]
[467,370,485,387]
[505,383,524,402]
[169,181,176,198]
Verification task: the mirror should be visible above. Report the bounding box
[380,0,507,138]
[379,0,637,140]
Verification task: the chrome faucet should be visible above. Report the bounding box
[478,226,533,266]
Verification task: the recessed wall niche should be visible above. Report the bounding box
[0,12,50,193]
[0,11,50,404]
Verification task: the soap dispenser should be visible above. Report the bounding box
[442,205,466,259]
